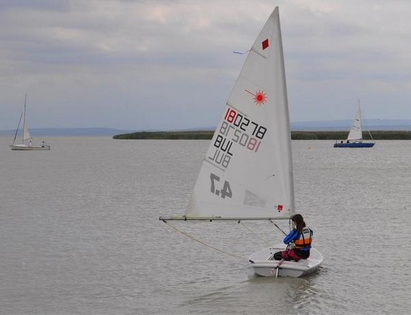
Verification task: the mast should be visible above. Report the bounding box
[22,94,27,143]
[358,98,363,136]
[359,99,374,141]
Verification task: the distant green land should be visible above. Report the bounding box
[113,130,411,140]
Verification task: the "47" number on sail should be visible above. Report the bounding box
[210,173,232,199]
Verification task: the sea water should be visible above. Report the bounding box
[0,136,410,314]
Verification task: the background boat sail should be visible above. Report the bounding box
[10,94,50,151]
[160,7,323,277]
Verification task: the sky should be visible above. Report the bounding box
[1,0,411,131]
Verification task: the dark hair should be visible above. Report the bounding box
[291,214,306,232]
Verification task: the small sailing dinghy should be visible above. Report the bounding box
[159,7,323,277]
[334,100,375,148]
[10,94,50,151]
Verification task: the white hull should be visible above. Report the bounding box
[10,144,50,151]
[249,244,323,277]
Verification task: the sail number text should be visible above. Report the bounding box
[208,106,268,169]
[224,108,267,140]
[210,173,232,199]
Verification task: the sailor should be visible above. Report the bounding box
[274,214,313,261]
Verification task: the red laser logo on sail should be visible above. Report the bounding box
[245,90,267,106]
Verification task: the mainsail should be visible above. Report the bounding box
[22,125,32,143]
[22,94,32,144]
[184,8,294,220]
[347,105,362,142]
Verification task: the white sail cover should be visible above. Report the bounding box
[185,7,295,220]
[347,106,363,142]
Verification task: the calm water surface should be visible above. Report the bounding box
[0,136,410,314]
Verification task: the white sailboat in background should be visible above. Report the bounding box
[10,94,50,151]
[334,100,375,148]
[159,7,322,277]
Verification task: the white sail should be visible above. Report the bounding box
[347,104,362,142]
[21,94,32,144]
[22,125,32,142]
[185,7,294,220]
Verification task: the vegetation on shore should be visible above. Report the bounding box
[113,130,411,140]
[113,130,213,140]
[291,131,411,140]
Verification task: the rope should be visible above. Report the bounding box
[239,222,271,246]
[269,219,288,235]
[162,220,247,261]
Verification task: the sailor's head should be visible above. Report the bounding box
[290,214,305,230]
[291,214,304,224]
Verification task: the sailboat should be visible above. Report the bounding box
[159,7,323,277]
[10,94,51,151]
[334,100,375,148]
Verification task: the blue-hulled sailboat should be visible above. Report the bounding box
[334,101,375,148]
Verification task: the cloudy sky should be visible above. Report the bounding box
[1,0,411,131]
